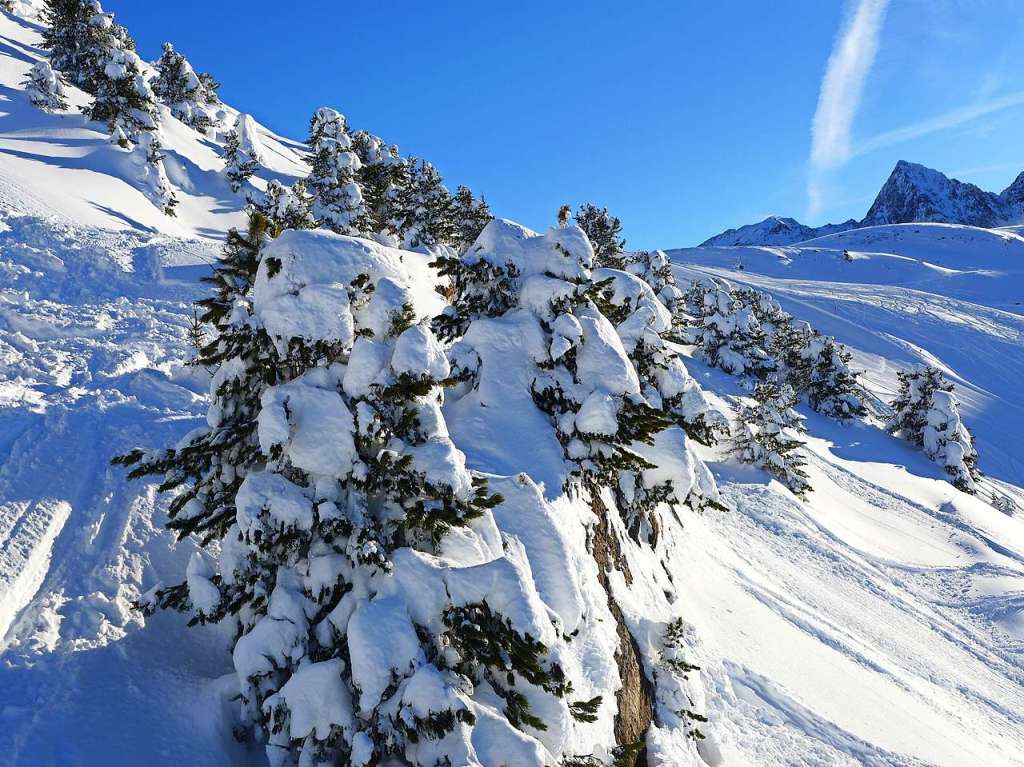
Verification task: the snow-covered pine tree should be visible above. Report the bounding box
[451,185,493,254]
[136,131,178,216]
[888,366,980,493]
[83,36,178,215]
[574,203,625,268]
[117,224,582,766]
[431,220,721,761]
[350,130,405,238]
[732,287,790,337]
[304,107,367,235]
[769,319,813,388]
[151,42,216,133]
[196,71,221,104]
[223,113,262,193]
[86,45,156,143]
[41,0,133,93]
[23,59,68,112]
[683,278,775,378]
[395,158,456,249]
[729,382,811,498]
[800,332,866,420]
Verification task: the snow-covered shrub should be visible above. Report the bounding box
[683,278,775,378]
[593,267,727,449]
[574,203,625,268]
[151,42,219,133]
[653,619,709,742]
[41,0,135,94]
[991,493,1015,516]
[254,180,316,236]
[23,59,67,112]
[134,131,178,216]
[440,219,722,542]
[223,112,262,192]
[118,220,591,766]
[728,382,811,498]
[888,366,980,493]
[624,249,679,309]
[304,107,366,235]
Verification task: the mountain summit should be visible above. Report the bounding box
[861,160,1021,228]
[700,161,1024,246]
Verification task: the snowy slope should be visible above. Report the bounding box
[0,10,306,240]
[1,4,1024,767]
[664,223,1024,765]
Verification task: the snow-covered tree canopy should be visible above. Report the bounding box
[86,46,156,141]
[351,129,405,237]
[437,220,723,545]
[23,59,68,112]
[118,209,632,765]
[452,185,494,255]
[729,382,811,498]
[683,278,775,379]
[394,158,456,249]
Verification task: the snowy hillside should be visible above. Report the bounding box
[664,223,1024,764]
[0,9,305,238]
[2,3,1024,767]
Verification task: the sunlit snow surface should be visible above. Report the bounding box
[0,5,1023,767]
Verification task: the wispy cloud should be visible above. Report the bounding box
[805,0,1024,220]
[809,0,891,174]
[854,91,1024,157]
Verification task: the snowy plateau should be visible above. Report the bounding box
[1,5,1023,767]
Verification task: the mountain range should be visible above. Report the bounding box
[701,160,1024,246]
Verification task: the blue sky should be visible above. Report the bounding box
[105,0,1024,248]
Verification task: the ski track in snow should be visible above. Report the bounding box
[0,206,253,765]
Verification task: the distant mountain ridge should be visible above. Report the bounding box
[699,216,860,247]
[700,160,1024,247]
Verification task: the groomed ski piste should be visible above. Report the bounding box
[1,5,1023,766]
